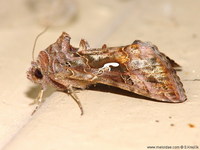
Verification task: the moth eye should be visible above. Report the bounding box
[34,69,43,79]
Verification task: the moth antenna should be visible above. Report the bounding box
[32,27,49,61]
[183,79,200,81]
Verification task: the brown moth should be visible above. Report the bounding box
[27,32,187,115]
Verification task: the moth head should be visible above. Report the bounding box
[27,61,44,85]
[28,28,49,86]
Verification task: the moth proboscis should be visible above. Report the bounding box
[27,32,187,115]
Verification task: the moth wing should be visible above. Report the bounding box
[48,70,94,91]
[90,41,186,102]
[160,51,181,69]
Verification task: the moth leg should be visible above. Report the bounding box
[67,86,84,115]
[29,89,44,105]
[30,89,44,115]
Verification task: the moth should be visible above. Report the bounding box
[27,32,187,115]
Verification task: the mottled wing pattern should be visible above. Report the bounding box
[80,40,186,102]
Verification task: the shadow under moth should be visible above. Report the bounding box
[27,32,187,115]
